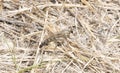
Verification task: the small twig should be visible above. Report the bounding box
[6,4,87,16]
[0,17,32,27]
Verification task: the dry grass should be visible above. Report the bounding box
[0,0,120,73]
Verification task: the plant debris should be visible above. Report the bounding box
[0,0,120,73]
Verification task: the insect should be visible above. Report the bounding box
[39,26,73,48]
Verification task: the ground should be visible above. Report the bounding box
[0,0,120,73]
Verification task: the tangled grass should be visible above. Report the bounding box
[0,0,120,73]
